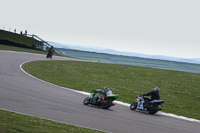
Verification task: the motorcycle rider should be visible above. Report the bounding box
[93,87,110,102]
[49,46,55,54]
[47,46,55,58]
[143,87,160,107]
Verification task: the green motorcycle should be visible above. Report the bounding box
[83,89,118,109]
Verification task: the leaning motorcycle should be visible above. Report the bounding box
[83,90,118,109]
[130,95,164,114]
[46,51,53,58]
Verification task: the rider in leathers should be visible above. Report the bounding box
[93,87,110,102]
[143,87,160,106]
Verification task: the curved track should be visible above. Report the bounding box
[0,50,199,133]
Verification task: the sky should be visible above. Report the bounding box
[1,0,200,59]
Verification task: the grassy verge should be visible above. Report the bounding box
[0,30,36,47]
[0,45,63,57]
[0,45,47,54]
[0,109,102,133]
[0,29,63,57]
[23,60,200,120]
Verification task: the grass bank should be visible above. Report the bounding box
[0,45,47,54]
[0,109,102,133]
[0,29,36,47]
[0,45,61,57]
[23,60,200,120]
[0,30,61,56]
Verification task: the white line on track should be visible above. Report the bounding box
[20,60,200,124]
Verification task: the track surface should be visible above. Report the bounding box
[0,50,199,133]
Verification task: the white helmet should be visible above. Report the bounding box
[154,87,160,92]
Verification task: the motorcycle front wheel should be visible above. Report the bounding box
[130,102,137,110]
[83,97,90,105]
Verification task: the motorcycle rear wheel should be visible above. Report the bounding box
[130,102,137,110]
[83,97,90,105]
[147,104,158,114]
[101,99,113,109]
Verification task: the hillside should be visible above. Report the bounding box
[0,29,36,49]
[0,30,58,55]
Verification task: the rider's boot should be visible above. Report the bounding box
[97,99,101,102]
[143,102,149,108]
[101,95,106,103]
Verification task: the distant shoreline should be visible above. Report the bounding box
[57,48,200,74]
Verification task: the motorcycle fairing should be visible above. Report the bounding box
[150,100,165,105]
[90,97,98,104]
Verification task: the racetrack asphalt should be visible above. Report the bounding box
[0,50,199,133]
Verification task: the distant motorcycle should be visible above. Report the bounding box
[46,51,53,58]
[130,95,164,114]
[83,90,118,109]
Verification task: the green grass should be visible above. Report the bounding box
[23,60,200,120]
[0,109,102,133]
[0,44,61,57]
[0,29,36,47]
[0,30,62,56]
[0,44,47,54]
